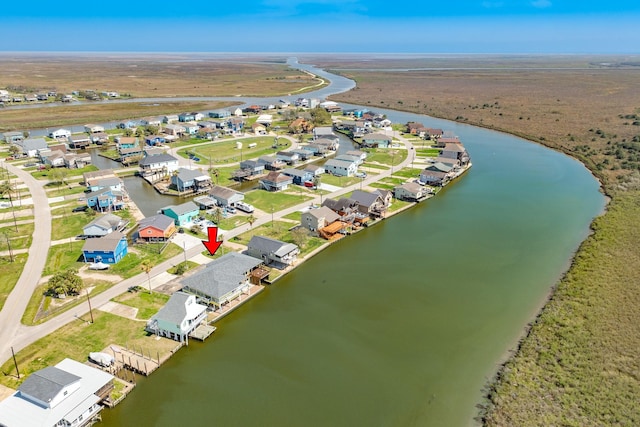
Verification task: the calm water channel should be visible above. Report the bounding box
[100,103,604,425]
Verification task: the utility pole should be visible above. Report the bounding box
[11,347,20,378]
[86,289,94,324]
[3,232,14,262]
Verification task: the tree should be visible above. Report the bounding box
[212,207,223,225]
[46,269,83,298]
[246,214,256,229]
[140,260,154,293]
[8,145,21,157]
[291,227,309,248]
[209,168,220,185]
[310,107,331,125]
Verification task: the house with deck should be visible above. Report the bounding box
[181,252,265,308]
[301,206,340,234]
[442,142,470,166]
[137,214,177,242]
[259,171,293,191]
[304,164,325,177]
[83,169,116,188]
[282,168,313,185]
[3,131,24,144]
[84,124,104,133]
[419,162,453,186]
[82,231,128,264]
[163,124,185,137]
[139,153,179,176]
[145,135,166,146]
[257,155,285,170]
[146,291,208,343]
[68,134,91,149]
[350,189,388,218]
[161,201,199,226]
[0,358,114,427]
[394,182,429,202]
[313,126,338,142]
[238,159,265,176]
[64,152,92,169]
[13,137,48,158]
[85,187,127,212]
[49,128,71,140]
[171,168,211,192]
[246,235,299,269]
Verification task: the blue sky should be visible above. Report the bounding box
[2,0,639,53]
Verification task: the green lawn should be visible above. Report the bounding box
[178,137,291,165]
[31,165,98,180]
[43,183,87,199]
[387,199,413,213]
[363,149,408,166]
[283,211,301,221]
[43,241,85,276]
[0,311,179,389]
[51,212,90,240]
[1,222,34,250]
[0,254,28,311]
[109,243,183,279]
[415,148,441,157]
[391,167,422,178]
[321,174,361,187]
[243,190,312,212]
[112,289,170,320]
[232,221,325,257]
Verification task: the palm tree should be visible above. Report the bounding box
[140,260,154,293]
[246,214,256,229]
[209,168,220,186]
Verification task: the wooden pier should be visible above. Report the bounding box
[189,324,217,341]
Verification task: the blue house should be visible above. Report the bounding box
[82,231,128,264]
[209,110,231,119]
[179,112,196,122]
[145,135,166,146]
[281,168,314,185]
[117,120,137,129]
[86,188,126,212]
[170,168,211,192]
[361,133,392,148]
[161,201,199,226]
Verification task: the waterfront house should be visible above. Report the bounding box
[137,214,177,242]
[350,189,387,218]
[442,142,470,166]
[257,155,285,170]
[83,169,116,188]
[0,358,114,427]
[394,182,428,202]
[346,150,367,163]
[281,168,313,186]
[116,136,138,149]
[406,122,425,135]
[314,138,339,151]
[374,188,393,207]
[49,128,71,140]
[64,152,92,169]
[209,110,231,119]
[181,252,264,308]
[119,146,143,164]
[163,124,185,137]
[313,126,339,142]
[426,128,444,139]
[246,235,299,269]
[324,159,357,177]
[419,162,453,186]
[3,131,24,144]
[301,206,341,235]
[141,117,163,127]
[68,134,91,149]
[161,201,199,226]
[290,149,311,161]
[434,156,461,168]
[259,171,293,192]
[87,176,124,193]
[193,195,217,210]
[335,154,362,166]
[209,185,244,207]
[82,231,128,264]
[90,132,109,145]
[239,159,265,176]
[41,150,66,168]
[301,143,329,156]
[145,135,166,146]
[83,213,126,238]
[13,137,48,158]
[85,187,127,212]
[322,197,361,223]
[171,168,211,192]
[361,133,392,148]
[146,291,208,343]
[163,114,179,123]
[276,151,300,165]
[179,112,196,122]
[117,120,137,129]
[84,124,104,134]
[139,153,179,176]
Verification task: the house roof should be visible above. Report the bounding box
[151,291,206,327]
[304,164,324,173]
[350,190,382,208]
[138,214,174,232]
[282,168,310,179]
[139,153,178,166]
[18,366,80,405]
[325,159,356,168]
[82,231,126,252]
[83,169,115,184]
[84,213,123,232]
[209,185,242,201]
[322,197,358,212]
[94,177,122,188]
[262,171,292,184]
[0,359,113,427]
[248,235,298,258]
[175,168,208,182]
[16,137,48,152]
[424,162,453,173]
[363,132,392,142]
[182,252,263,300]
[276,151,298,158]
[397,182,423,194]
[314,126,335,136]
[306,206,340,223]
[162,201,199,216]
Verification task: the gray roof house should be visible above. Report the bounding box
[171,167,211,192]
[181,252,264,308]
[208,185,245,207]
[83,213,126,237]
[146,291,208,343]
[246,235,299,269]
[139,153,179,175]
[394,182,428,202]
[0,358,114,427]
[350,189,387,217]
[14,137,48,157]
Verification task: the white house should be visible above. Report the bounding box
[146,291,208,343]
[324,159,357,177]
[49,128,71,139]
[84,124,104,134]
[139,153,179,175]
[83,213,126,237]
[0,358,114,427]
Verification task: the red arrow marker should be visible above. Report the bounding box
[202,226,222,256]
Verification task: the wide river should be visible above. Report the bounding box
[100,62,604,426]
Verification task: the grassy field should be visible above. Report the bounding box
[243,189,312,212]
[0,254,28,311]
[112,289,170,320]
[178,136,290,165]
[322,55,640,424]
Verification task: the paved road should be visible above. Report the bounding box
[0,162,52,365]
[0,133,415,365]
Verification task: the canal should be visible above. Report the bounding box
[100,104,604,426]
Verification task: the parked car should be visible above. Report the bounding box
[72,205,89,212]
[225,206,237,214]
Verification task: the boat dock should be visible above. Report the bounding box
[189,323,217,341]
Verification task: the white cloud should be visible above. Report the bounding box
[531,0,552,8]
